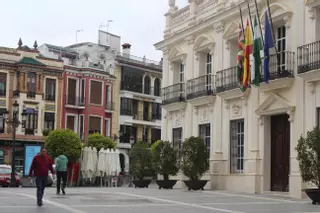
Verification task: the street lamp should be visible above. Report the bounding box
[2,101,24,187]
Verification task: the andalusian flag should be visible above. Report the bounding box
[252,15,263,86]
[242,19,253,92]
[237,23,245,89]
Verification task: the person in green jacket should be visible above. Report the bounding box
[55,155,68,195]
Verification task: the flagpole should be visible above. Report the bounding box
[266,0,278,53]
[239,5,246,38]
[254,0,264,47]
[246,1,254,35]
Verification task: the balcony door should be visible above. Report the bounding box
[276,26,286,71]
[67,78,77,105]
[206,53,212,92]
[24,108,38,135]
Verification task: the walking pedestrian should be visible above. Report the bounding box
[55,154,68,195]
[29,147,54,207]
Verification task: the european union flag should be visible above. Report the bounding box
[264,11,275,83]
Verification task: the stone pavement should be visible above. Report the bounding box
[0,186,319,213]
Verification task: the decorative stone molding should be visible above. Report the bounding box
[224,100,230,110]
[225,40,230,50]
[199,107,208,122]
[169,62,174,71]
[181,56,187,65]
[308,82,316,94]
[195,52,200,61]
[287,109,295,123]
[283,15,292,29]
[186,36,195,45]
[163,48,170,55]
[241,96,248,106]
[213,21,224,33]
[308,8,316,20]
[194,106,199,115]
[179,109,185,118]
[209,43,215,55]
[258,116,264,126]
[232,104,241,117]
[207,104,214,113]
[166,112,172,120]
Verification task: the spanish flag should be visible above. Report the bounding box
[242,19,253,92]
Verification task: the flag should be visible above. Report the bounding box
[242,19,253,92]
[237,23,245,89]
[263,11,275,83]
[252,15,263,86]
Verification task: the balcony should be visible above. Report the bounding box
[25,128,35,135]
[105,102,115,112]
[44,94,55,102]
[162,82,186,103]
[186,74,216,106]
[216,66,243,100]
[116,53,162,72]
[297,40,320,82]
[259,51,295,92]
[27,91,36,99]
[65,96,85,108]
[0,89,6,97]
[133,111,152,122]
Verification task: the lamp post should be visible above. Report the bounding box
[2,101,25,187]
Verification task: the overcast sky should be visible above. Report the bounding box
[0,0,186,62]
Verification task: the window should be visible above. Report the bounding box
[0,73,6,97]
[151,128,161,143]
[79,115,84,139]
[105,119,111,137]
[27,72,36,92]
[199,124,211,159]
[152,103,161,120]
[0,149,4,164]
[173,128,182,166]
[89,116,102,134]
[80,79,85,105]
[44,112,55,131]
[119,125,137,143]
[0,109,6,133]
[154,78,161,96]
[90,80,103,105]
[66,115,76,132]
[120,66,143,93]
[277,26,286,71]
[230,119,245,174]
[45,78,56,101]
[179,64,184,96]
[206,53,212,91]
[16,71,20,91]
[120,98,138,115]
[67,78,77,105]
[144,76,151,94]
[24,109,38,135]
[106,85,112,110]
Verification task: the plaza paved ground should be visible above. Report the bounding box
[0,186,319,213]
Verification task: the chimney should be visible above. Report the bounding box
[122,43,131,57]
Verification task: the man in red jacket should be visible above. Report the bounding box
[29,147,54,206]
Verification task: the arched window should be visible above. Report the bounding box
[0,149,4,164]
[154,78,161,96]
[144,76,151,95]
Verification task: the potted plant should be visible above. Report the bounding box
[130,142,154,188]
[296,127,320,204]
[181,136,209,191]
[151,140,178,189]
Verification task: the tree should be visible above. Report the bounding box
[45,129,82,161]
[87,133,116,151]
[296,127,320,188]
[151,140,178,180]
[130,142,154,180]
[181,136,209,181]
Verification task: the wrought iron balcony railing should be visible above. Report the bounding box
[44,94,55,102]
[260,51,295,81]
[216,66,238,93]
[132,111,152,121]
[65,96,85,106]
[27,91,36,99]
[297,40,320,74]
[187,74,215,100]
[105,102,115,111]
[13,90,20,97]
[162,83,186,105]
[116,53,162,71]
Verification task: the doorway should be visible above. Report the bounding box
[270,114,290,192]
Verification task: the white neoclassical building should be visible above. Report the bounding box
[155,0,320,198]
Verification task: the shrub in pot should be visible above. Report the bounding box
[181,136,209,191]
[130,142,154,188]
[151,140,179,189]
[296,127,320,204]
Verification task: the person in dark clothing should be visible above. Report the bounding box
[29,147,54,207]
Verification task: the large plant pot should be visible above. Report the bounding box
[132,180,151,188]
[305,188,320,204]
[183,180,208,191]
[156,180,177,189]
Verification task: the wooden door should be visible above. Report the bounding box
[271,114,290,192]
